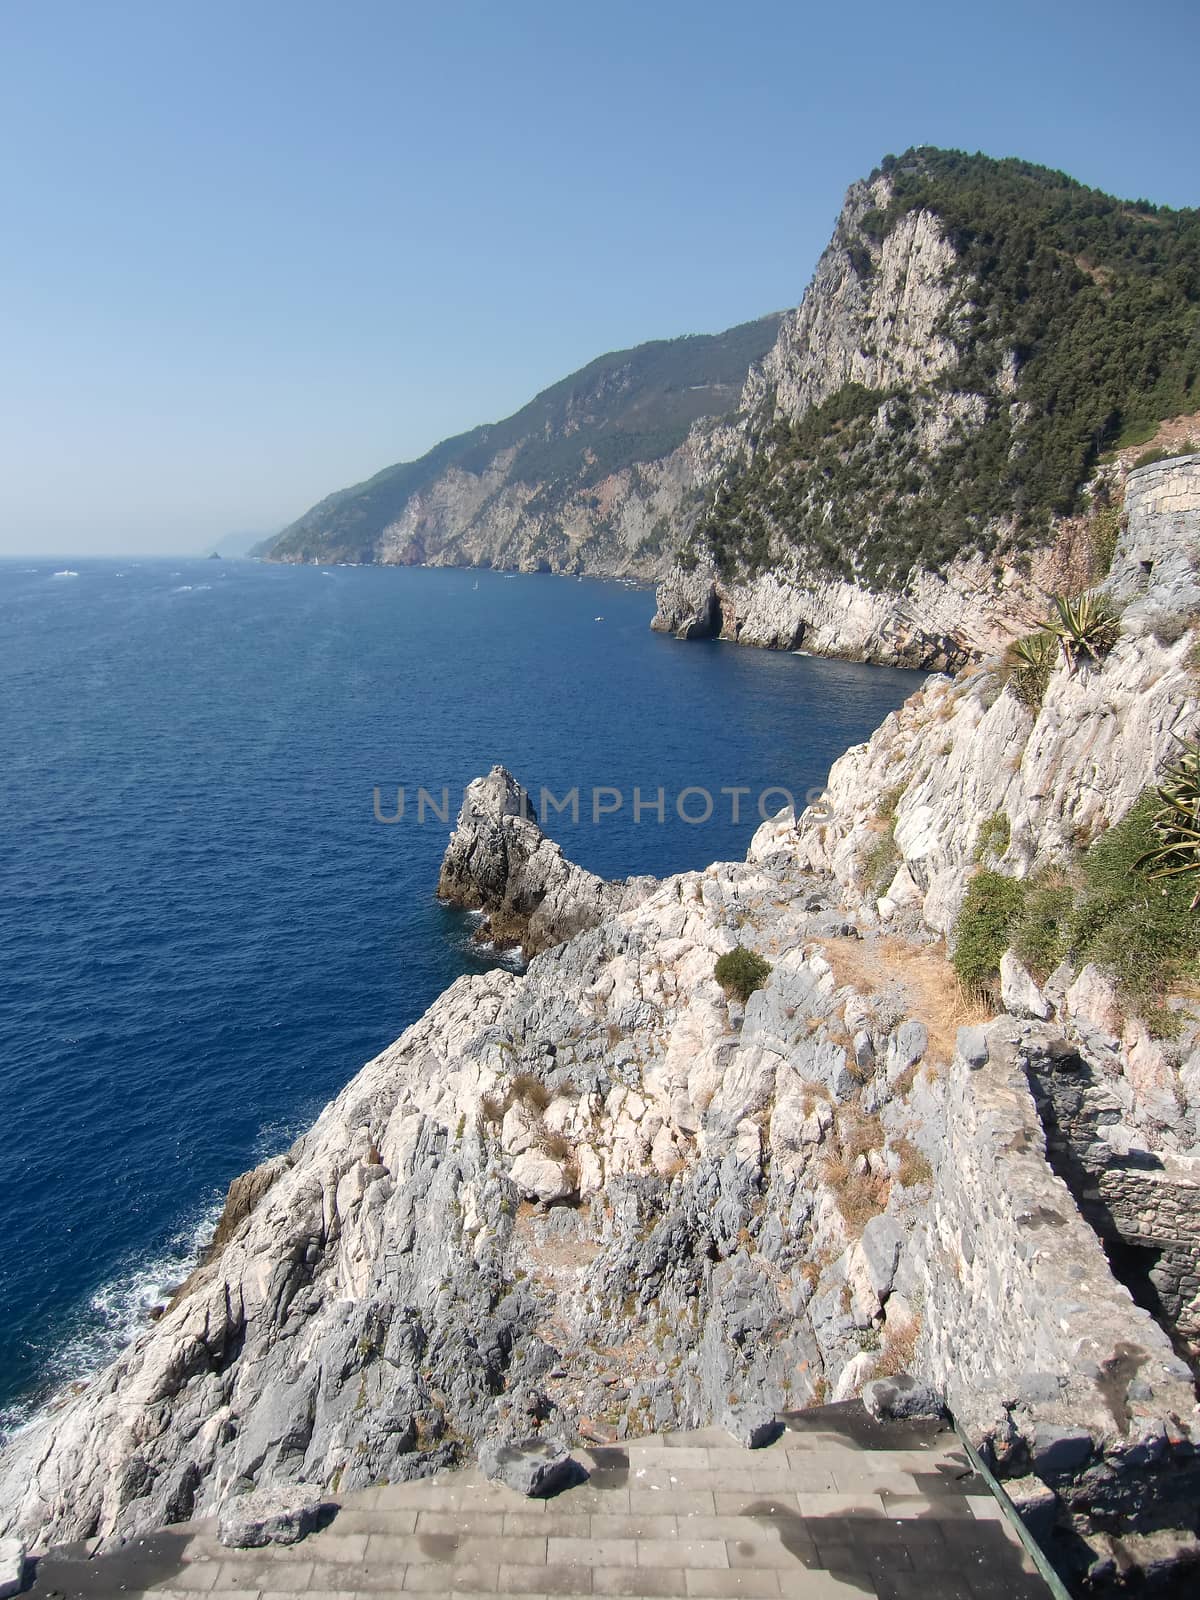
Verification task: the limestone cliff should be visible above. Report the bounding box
[436,766,656,955]
[786,455,1200,945]
[7,831,1195,1585]
[655,152,1200,668]
[259,318,782,578]
[3,463,1199,1591]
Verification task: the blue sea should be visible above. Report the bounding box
[0,557,923,1430]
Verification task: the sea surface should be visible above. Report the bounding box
[0,557,923,1430]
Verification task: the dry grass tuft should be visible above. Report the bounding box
[509,1073,553,1112]
[891,1136,933,1189]
[537,1128,573,1162]
[873,1314,922,1379]
[818,935,991,1068]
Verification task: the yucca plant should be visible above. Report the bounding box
[1137,740,1200,908]
[1049,592,1121,671]
[1004,630,1058,709]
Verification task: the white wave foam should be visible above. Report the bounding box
[0,1195,224,1443]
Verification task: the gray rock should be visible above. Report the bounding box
[957,1026,990,1068]
[217,1485,326,1548]
[1031,1424,1093,1477]
[858,1215,905,1299]
[509,1150,576,1204]
[436,767,654,956]
[885,1021,928,1084]
[478,1435,577,1497]
[1004,1474,1058,1543]
[861,1373,943,1422]
[1011,1372,1065,1406]
[1000,952,1053,1022]
[720,1404,779,1449]
[0,1539,24,1600]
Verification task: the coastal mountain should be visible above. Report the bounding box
[655,149,1200,663]
[260,316,782,574]
[206,529,272,558]
[5,459,1200,1587]
[264,148,1199,672]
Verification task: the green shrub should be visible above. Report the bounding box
[1115,419,1159,450]
[715,946,773,1003]
[1013,878,1075,981]
[974,810,1011,863]
[1072,792,1200,1032]
[861,826,900,895]
[952,871,1028,995]
[1087,500,1122,581]
[953,789,1200,1029]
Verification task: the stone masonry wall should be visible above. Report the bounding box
[914,1021,1197,1528]
[1023,1042,1200,1354]
[1108,453,1200,623]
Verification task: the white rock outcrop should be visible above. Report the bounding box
[3,464,1199,1591]
[436,766,656,955]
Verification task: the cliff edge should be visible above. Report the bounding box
[2,462,1199,1590]
[436,765,656,956]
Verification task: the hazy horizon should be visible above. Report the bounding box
[1,0,1196,558]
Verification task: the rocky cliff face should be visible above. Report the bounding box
[8,821,1196,1584]
[651,171,1014,667]
[260,319,782,579]
[654,153,1200,670]
[4,463,1198,1590]
[651,543,1050,669]
[787,455,1200,938]
[436,766,656,955]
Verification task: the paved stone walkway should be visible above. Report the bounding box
[27,1406,1053,1600]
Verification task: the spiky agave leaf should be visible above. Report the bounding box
[1010,631,1057,669]
[1136,739,1200,908]
[1004,629,1058,709]
[1049,592,1121,670]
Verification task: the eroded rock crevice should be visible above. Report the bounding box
[1023,1035,1200,1368]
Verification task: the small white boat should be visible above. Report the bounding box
[52,569,79,578]
[594,615,604,622]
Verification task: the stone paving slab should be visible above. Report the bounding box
[22,1405,1055,1600]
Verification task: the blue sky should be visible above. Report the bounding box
[1,0,1196,556]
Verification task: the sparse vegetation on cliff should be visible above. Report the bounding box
[714,945,772,1002]
[952,870,1027,996]
[1049,591,1122,670]
[973,810,1011,864]
[693,149,1200,587]
[953,794,1200,1029]
[1137,739,1200,907]
[1003,630,1059,709]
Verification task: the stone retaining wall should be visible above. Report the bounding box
[914,1023,1198,1539]
[1023,1041,1200,1354]
[1108,454,1200,623]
